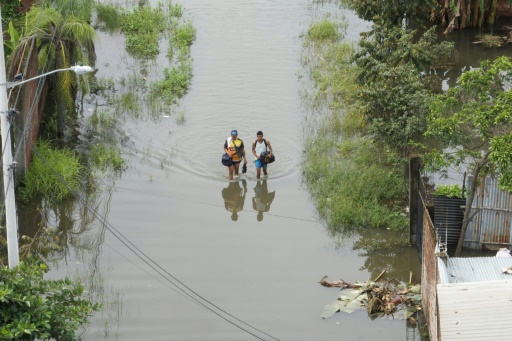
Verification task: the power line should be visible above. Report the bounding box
[19,131,281,341]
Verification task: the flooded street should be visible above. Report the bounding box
[42,1,425,340]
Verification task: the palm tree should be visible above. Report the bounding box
[7,0,96,177]
[8,0,97,138]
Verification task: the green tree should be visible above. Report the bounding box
[353,23,453,157]
[328,0,434,24]
[424,56,512,256]
[0,261,100,340]
[7,0,97,137]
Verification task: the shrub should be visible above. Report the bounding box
[307,20,342,42]
[435,184,464,198]
[19,140,82,201]
[0,261,100,340]
[90,143,125,172]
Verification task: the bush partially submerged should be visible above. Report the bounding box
[0,261,100,340]
[19,140,82,201]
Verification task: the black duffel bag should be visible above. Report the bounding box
[221,153,233,166]
[259,151,275,164]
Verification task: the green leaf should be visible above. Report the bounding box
[321,288,365,318]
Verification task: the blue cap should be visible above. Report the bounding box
[231,130,238,135]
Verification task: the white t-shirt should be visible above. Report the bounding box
[254,140,268,160]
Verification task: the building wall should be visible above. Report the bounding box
[421,208,439,341]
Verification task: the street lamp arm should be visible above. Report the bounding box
[6,65,94,89]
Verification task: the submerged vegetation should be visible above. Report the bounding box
[18,141,82,202]
[6,0,196,203]
[301,18,408,232]
[302,0,453,233]
[307,0,512,261]
[2,1,197,335]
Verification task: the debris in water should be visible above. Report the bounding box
[319,271,422,321]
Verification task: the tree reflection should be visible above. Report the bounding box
[15,185,122,337]
[352,229,421,283]
[326,226,421,283]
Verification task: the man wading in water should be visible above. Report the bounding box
[224,130,247,180]
[252,131,273,179]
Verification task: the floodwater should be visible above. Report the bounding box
[19,1,512,340]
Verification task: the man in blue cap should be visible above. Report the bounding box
[224,130,247,180]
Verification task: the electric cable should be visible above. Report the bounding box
[5,5,280,340]
[18,127,281,341]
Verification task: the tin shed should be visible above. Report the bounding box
[436,257,512,341]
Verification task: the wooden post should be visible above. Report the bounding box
[409,154,421,245]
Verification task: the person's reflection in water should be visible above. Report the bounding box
[252,180,275,221]
[222,179,247,221]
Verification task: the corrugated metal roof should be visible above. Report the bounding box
[437,280,512,341]
[440,256,512,284]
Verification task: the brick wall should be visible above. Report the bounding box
[422,208,439,341]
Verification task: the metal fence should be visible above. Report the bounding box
[464,177,512,250]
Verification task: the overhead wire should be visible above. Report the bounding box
[4,4,281,340]
[14,122,281,341]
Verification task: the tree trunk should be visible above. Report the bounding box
[454,149,492,256]
[17,39,42,180]
[55,51,65,138]
[488,0,498,24]
[443,0,461,34]
[472,0,480,27]
[56,93,65,138]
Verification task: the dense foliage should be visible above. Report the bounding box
[322,0,507,33]
[0,262,100,340]
[338,0,433,23]
[7,0,97,137]
[424,56,512,255]
[354,23,452,157]
[301,18,408,231]
[425,56,512,192]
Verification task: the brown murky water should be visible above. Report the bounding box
[22,1,512,340]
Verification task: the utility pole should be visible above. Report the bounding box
[0,7,20,268]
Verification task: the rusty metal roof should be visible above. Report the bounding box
[439,256,512,284]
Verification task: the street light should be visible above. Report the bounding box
[6,65,95,89]
[0,64,94,268]
[0,11,94,268]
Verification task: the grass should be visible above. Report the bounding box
[90,144,125,172]
[302,124,406,231]
[119,6,167,59]
[168,20,196,60]
[307,19,343,42]
[176,110,186,125]
[301,16,408,232]
[19,140,82,201]
[149,62,192,105]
